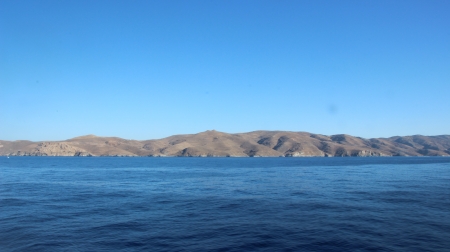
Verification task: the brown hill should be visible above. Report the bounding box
[1,131,449,157]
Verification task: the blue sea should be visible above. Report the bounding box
[1,157,450,251]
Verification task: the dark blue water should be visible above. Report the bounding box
[1,157,450,251]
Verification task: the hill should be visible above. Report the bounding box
[1,131,449,157]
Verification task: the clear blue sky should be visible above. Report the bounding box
[1,0,449,141]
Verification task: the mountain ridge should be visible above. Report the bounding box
[1,131,449,157]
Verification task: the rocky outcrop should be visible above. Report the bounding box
[1,131,449,157]
[5,142,93,156]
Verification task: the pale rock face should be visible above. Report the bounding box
[351,150,377,157]
[74,152,93,157]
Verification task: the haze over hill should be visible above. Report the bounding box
[1,131,449,157]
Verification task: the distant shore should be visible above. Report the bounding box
[1,130,449,157]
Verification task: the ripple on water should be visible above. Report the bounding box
[1,157,450,251]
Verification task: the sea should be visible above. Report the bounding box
[1,157,450,252]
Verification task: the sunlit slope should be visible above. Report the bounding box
[1,131,449,157]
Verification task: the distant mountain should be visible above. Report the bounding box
[1,131,450,157]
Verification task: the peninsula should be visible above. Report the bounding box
[1,131,449,157]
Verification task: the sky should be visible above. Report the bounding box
[1,0,449,141]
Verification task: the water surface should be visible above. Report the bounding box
[1,157,450,251]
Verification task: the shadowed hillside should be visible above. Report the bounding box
[1,131,449,157]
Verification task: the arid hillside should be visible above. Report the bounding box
[1,131,449,157]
